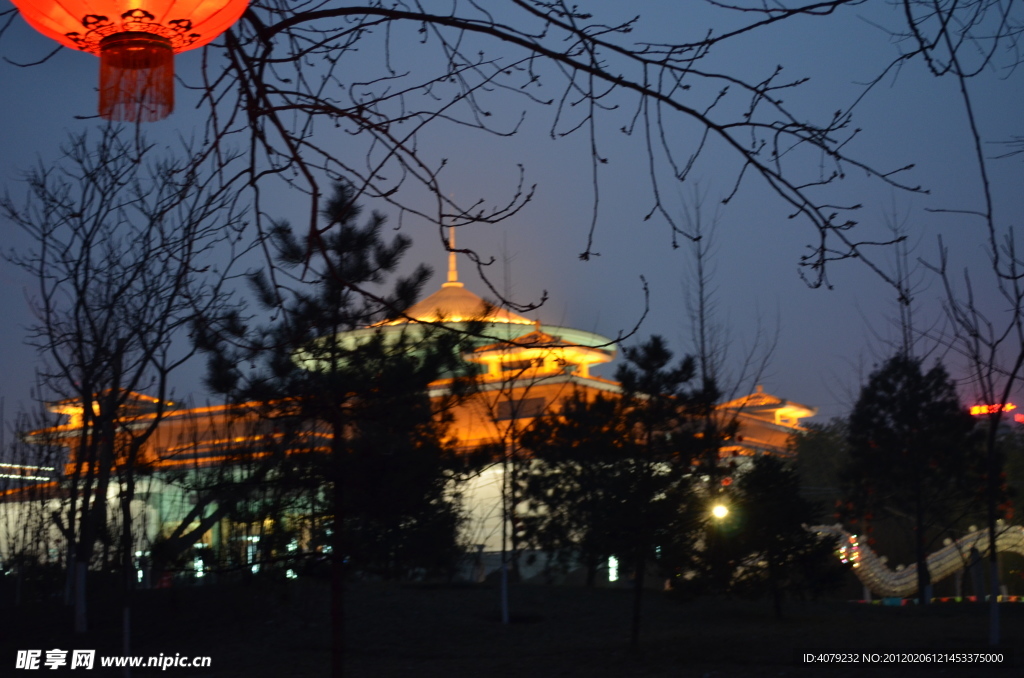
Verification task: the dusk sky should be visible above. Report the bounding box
[0,1,1021,437]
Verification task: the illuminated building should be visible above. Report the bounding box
[717,386,817,459]
[1,243,816,576]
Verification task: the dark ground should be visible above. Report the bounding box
[2,579,1021,677]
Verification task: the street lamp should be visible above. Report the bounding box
[711,503,729,520]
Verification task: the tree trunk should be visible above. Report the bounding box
[630,554,645,647]
[769,559,783,619]
[986,419,1001,645]
[121,468,136,677]
[331,482,345,678]
[330,424,346,678]
[122,605,132,678]
[585,559,596,588]
[73,560,88,633]
[914,478,930,606]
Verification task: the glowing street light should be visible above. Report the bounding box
[711,504,729,520]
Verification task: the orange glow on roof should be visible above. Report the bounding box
[380,283,534,326]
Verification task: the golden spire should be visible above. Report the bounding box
[444,223,463,288]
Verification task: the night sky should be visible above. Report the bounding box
[0,1,1021,437]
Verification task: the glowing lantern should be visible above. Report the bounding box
[10,1,249,122]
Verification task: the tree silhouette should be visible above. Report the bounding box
[793,419,850,510]
[730,455,844,618]
[843,353,983,605]
[614,335,705,646]
[5,3,1017,291]
[1,128,244,639]
[515,336,705,641]
[518,390,638,587]
[197,181,477,676]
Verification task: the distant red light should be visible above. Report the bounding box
[970,403,1017,416]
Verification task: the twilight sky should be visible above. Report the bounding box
[0,1,1022,438]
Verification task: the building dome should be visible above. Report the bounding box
[384,281,534,326]
[294,229,616,376]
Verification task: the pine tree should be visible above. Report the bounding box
[731,455,844,617]
[614,336,706,645]
[518,390,637,586]
[843,354,982,604]
[199,181,476,675]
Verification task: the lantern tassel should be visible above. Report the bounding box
[99,32,174,123]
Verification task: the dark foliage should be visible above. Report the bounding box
[842,353,984,603]
[197,181,477,579]
[792,418,850,512]
[518,390,642,586]
[729,455,847,617]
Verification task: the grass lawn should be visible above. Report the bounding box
[2,579,1021,676]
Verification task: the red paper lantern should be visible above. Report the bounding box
[10,1,249,122]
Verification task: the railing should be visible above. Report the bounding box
[809,523,1024,598]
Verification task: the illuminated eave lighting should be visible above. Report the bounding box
[774,404,815,420]
[471,345,612,365]
[0,462,56,471]
[378,312,534,327]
